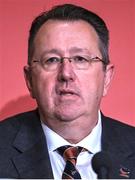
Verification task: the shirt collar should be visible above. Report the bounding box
[41,111,102,154]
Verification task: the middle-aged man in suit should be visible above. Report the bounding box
[0,3,135,179]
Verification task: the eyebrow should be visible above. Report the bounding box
[41,49,61,55]
[69,47,91,54]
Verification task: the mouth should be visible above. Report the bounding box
[60,91,75,96]
[55,88,80,104]
[57,89,79,96]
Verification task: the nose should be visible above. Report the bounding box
[57,58,76,83]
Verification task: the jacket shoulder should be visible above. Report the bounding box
[103,114,135,130]
[102,114,135,143]
[0,110,38,144]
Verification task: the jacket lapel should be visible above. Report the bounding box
[12,111,53,179]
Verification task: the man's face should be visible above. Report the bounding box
[24,20,113,123]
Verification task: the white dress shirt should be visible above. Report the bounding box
[41,112,102,179]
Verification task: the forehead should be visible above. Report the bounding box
[35,19,99,39]
[33,19,100,56]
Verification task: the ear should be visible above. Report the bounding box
[24,65,35,98]
[103,63,114,96]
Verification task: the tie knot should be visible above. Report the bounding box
[57,145,84,165]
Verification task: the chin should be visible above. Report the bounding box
[54,109,83,122]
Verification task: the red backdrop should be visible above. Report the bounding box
[0,0,135,125]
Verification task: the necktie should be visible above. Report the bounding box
[57,145,84,179]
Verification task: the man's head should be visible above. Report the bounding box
[24,4,114,132]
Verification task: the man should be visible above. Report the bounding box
[0,3,135,179]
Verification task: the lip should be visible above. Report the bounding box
[56,89,79,96]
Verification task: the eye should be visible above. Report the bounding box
[42,57,60,65]
[73,56,88,63]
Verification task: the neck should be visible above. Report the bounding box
[57,121,97,144]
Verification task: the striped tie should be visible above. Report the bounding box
[57,145,84,179]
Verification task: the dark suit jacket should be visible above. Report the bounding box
[0,110,135,179]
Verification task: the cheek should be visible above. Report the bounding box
[31,70,55,105]
[80,71,105,101]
